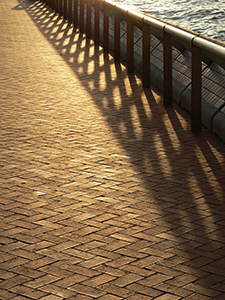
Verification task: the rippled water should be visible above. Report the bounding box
[111,0,225,42]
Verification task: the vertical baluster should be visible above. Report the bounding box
[114,11,120,62]
[74,0,78,27]
[103,2,109,52]
[163,31,173,105]
[191,44,202,132]
[142,21,150,88]
[64,0,67,19]
[127,14,134,73]
[86,0,92,38]
[55,0,59,14]
[94,0,99,45]
[59,0,63,16]
[68,0,73,23]
[80,0,85,32]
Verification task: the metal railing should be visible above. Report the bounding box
[42,0,225,133]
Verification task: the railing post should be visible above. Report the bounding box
[114,11,120,62]
[68,0,73,23]
[191,44,202,132]
[49,0,53,9]
[163,31,173,105]
[55,0,59,13]
[59,0,63,16]
[86,0,92,38]
[103,2,109,52]
[142,21,150,88]
[127,14,134,73]
[94,0,100,45]
[73,0,78,27]
[64,0,67,20]
[80,0,85,32]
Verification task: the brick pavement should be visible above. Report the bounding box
[1,0,225,299]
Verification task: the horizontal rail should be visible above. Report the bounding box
[42,0,225,133]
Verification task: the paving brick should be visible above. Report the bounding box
[211,282,225,293]
[77,241,106,251]
[111,273,143,288]
[39,283,77,298]
[0,275,30,289]
[83,274,116,287]
[36,248,73,260]
[131,255,163,267]
[23,257,57,269]
[53,264,101,278]
[0,270,15,280]
[119,265,155,277]
[68,296,92,300]
[24,274,60,289]
[155,282,193,298]
[93,265,126,277]
[10,233,41,244]
[98,295,122,300]
[183,283,221,297]
[100,240,130,251]
[10,265,44,279]
[40,296,63,300]
[9,285,48,299]
[127,282,163,298]
[106,256,136,268]
[0,251,15,263]
[38,263,73,278]
[54,274,88,288]
[183,294,211,300]
[126,240,152,251]
[174,264,210,278]
[165,274,198,287]
[0,257,29,270]
[115,247,147,259]
[78,256,111,268]
[100,283,134,298]
[8,249,42,261]
[68,283,105,298]
[138,273,173,287]
[154,295,182,300]
[193,274,225,288]
[0,289,16,300]
[126,295,154,300]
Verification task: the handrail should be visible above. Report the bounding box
[42,0,225,133]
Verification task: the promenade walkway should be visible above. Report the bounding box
[1,0,225,299]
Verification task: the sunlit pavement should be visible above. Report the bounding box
[1,0,225,299]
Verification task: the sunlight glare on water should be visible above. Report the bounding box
[112,0,225,42]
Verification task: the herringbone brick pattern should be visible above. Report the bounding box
[1,0,225,299]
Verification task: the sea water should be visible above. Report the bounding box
[111,0,225,42]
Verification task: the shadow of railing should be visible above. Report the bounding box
[17,0,225,294]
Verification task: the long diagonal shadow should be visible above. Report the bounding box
[17,0,225,292]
